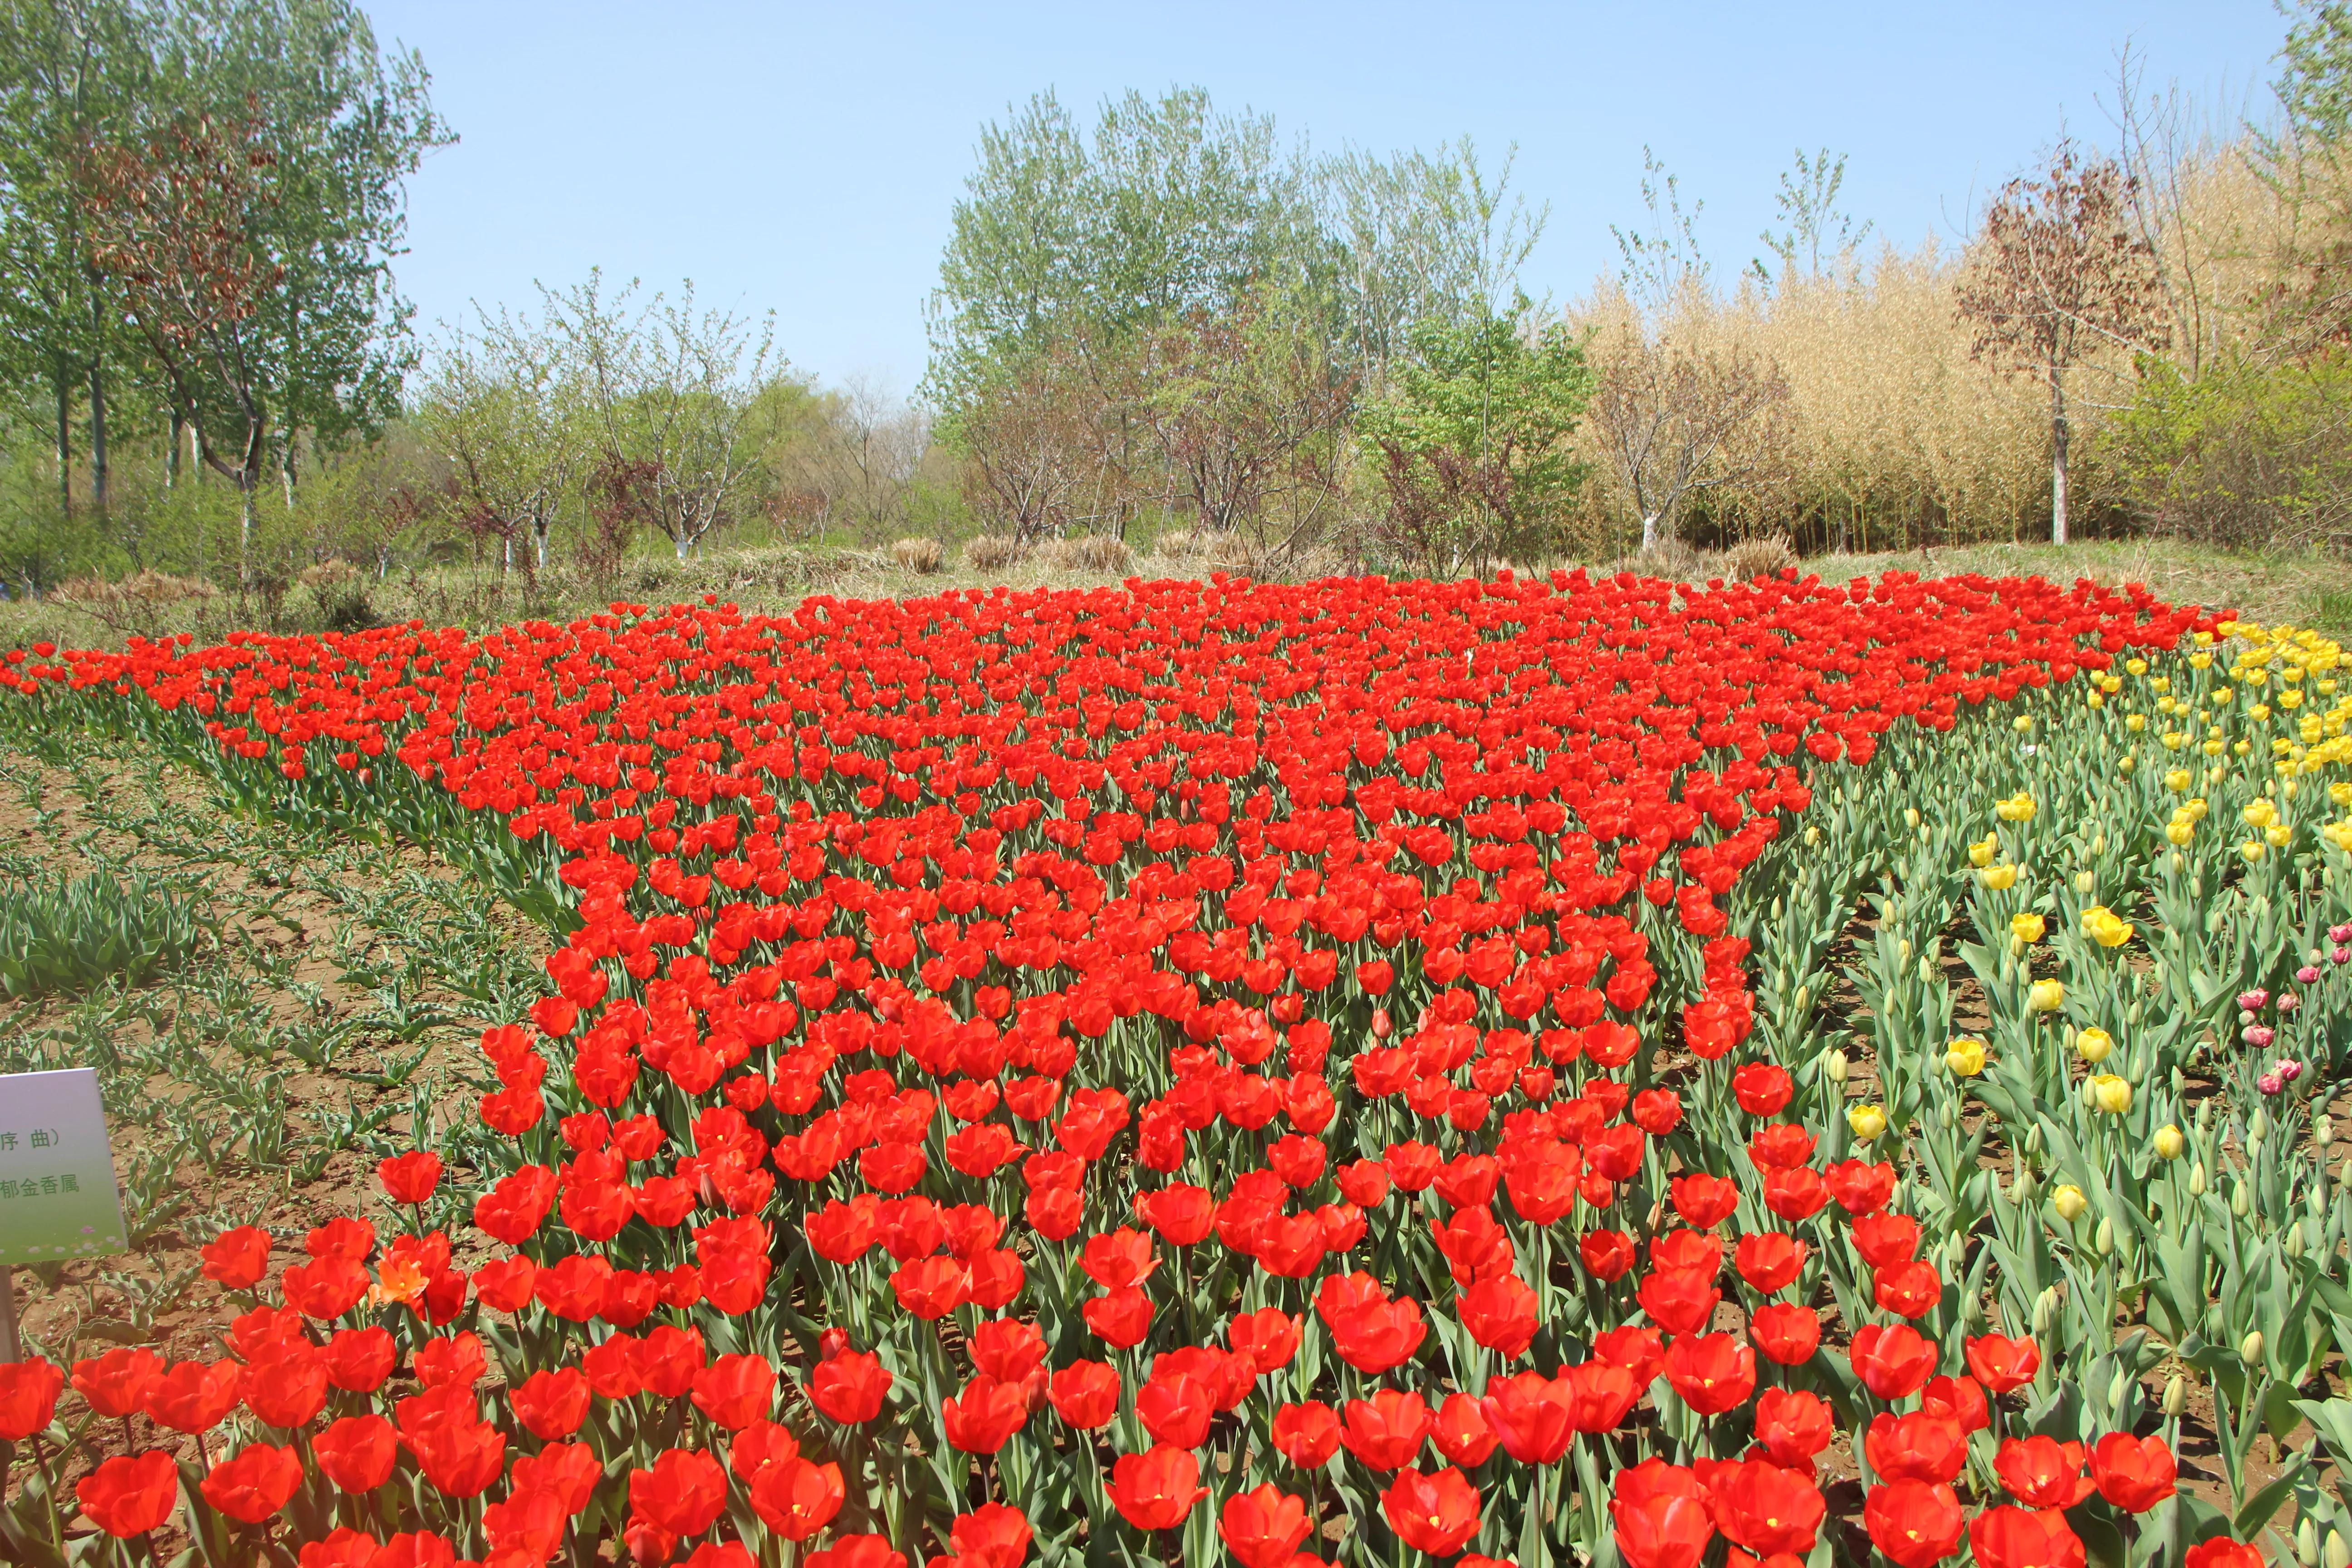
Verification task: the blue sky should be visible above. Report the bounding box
[366,0,2287,395]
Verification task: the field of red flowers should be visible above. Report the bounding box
[0,567,2312,1568]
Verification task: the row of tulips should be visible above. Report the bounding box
[0,569,2274,1568]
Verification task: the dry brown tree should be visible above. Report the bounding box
[1588,337,1790,554]
[1956,142,2170,543]
[78,98,287,578]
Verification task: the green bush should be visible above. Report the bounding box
[0,870,211,999]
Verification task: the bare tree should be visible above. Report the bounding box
[955,350,1088,544]
[545,271,776,559]
[1142,294,1353,554]
[1589,337,1789,553]
[1955,141,2170,544]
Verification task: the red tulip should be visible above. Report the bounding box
[1734,1232,1807,1294]
[806,1535,908,1568]
[1048,1361,1122,1429]
[1613,1492,1715,1568]
[200,1442,304,1524]
[200,1225,272,1289]
[1432,1392,1498,1466]
[1964,1333,2042,1393]
[1220,1484,1312,1568]
[1083,1284,1155,1348]
[812,1349,893,1424]
[378,1150,444,1205]
[1380,1466,1483,1557]
[1480,1370,1575,1463]
[1637,1267,1720,1337]
[1138,1371,1219,1450]
[76,1450,180,1538]
[1874,1259,1945,1318]
[1848,1323,1937,1399]
[2089,1431,2178,1514]
[1864,1411,1968,1484]
[1754,1387,1834,1467]
[1340,1388,1432,1471]
[951,1502,1034,1568]
[0,1357,65,1439]
[1273,1401,1343,1469]
[1749,1302,1822,1365]
[691,1353,776,1431]
[1457,1272,1539,1359]
[72,1348,162,1420]
[511,1367,592,1440]
[144,1361,241,1435]
[312,1413,399,1492]
[1107,1444,1208,1530]
[1968,1507,2088,1568]
[750,1455,846,1541]
[1865,1480,1965,1568]
[2185,1541,2266,1568]
[1707,1458,1826,1556]
[1662,1332,1755,1415]
[942,1374,1029,1454]
[1994,1437,2095,1510]
[631,1447,729,1538]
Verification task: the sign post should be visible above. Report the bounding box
[0,1067,131,1362]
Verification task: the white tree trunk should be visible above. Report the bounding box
[1641,512,1661,552]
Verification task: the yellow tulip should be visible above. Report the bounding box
[2075,1026,2115,1063]
[1847,1103,1888,1142]
[1967,835,1997,868]
[2166,818,2195,846]
[2163,768,2192,792]
[1995,792,2037,823]
[2029,978,2065,1012]
[1945,1037,1987,1076]
[1982,863,2019,891]
[2081,906,2135,948]
[2010,912,2046,944]
[2053,1184,2089,1220]
[2153,1124,2185,1160]
[2090,1074,2133,1115]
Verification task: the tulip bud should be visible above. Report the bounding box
[2153,1124,2185,1160]
[2025,1124,2044,1156]
[2189,1161,2207,1196]
[2106,1366,2131,1409]
[2242,1329,2266,1368]
[1904,808,1921,829]
[2230,1181,2252,1218]
[2299,1519,2318,1567]
[2033,1287,2060,1335]
[2094,1216,2116,1255]
[1899,938,1912,963]
[2288,1224,2308,1259]
[2161,1373,2186,1416]
[1919,956,1934,984]
[1771,897,1784,920]
[1794,984,1810,1014]
[2012,1170,2036,1205]
[1938,1100,1957,1130]
[2320,1116,2336,1149]
[1823,1049,1847,1083]
[2053,1184,2088,1222]
[2075,871,2097,894]
[2324,1530,2348,1568]
[2252,1107,2272,1144]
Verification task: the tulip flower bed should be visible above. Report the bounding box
[0,567,2340,1568]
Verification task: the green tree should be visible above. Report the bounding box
[1355,303,1592,574]
[416,305,582,573]
[0,0,149,521]
[544,271,778,560]
[926,86,1323,410]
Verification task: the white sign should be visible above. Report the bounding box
[0,1068,129,1261]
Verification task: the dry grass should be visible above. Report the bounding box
[963,534,1018,572]
[889,536,946,574]
[1032,534,1136,575]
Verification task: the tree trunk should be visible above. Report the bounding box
[54,374,72,520]
[238,471,256,584]
[534,517,551,572]
[87,347,107,519]
[2049,363,2070,546]
[1640,512,1660,552]
[168,409,183,488]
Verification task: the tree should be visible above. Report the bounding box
[78,98,284,573]
[1753,147,1872,284]
[546,271,777,560]
[1588,335,1790,553]
[1955,142,2169,544]
[416,306,582,573]
[952,344,1095,545]
[1355,303,1592,575]
[1141,285,1354,554]
[0,0,148,522]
